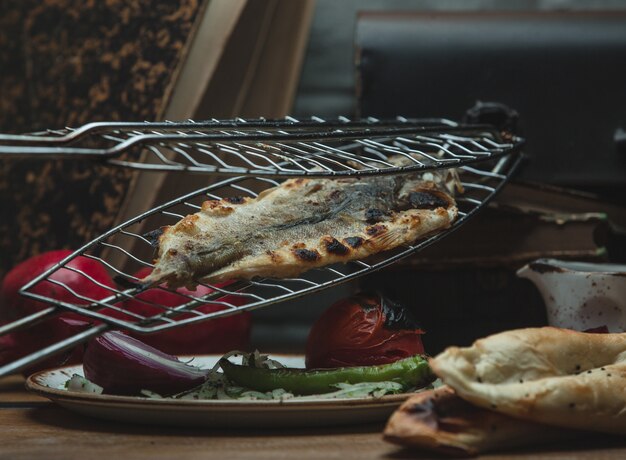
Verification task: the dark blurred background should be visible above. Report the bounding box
[2,0,626,354]
[259,0,626,352]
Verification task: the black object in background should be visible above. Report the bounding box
[356,12,626,200]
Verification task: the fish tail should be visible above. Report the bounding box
[367,227,406,250]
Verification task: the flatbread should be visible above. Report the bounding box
[383,386,572,456]
[430,327,626,435]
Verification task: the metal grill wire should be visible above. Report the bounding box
[0,117,523,177]
[0,152,523,376]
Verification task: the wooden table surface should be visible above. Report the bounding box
[2,375,626,460]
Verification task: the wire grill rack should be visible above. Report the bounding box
[0,116,525,377]
[0,145,523,376]
[0,116,522,177]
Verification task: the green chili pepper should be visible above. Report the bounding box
[219,355,433,395]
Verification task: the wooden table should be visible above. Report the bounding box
[2,375,626,460]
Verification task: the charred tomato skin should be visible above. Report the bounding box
[305,293,425,369]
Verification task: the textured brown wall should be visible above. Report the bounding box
[0,0,203,280]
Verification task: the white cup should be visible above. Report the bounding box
[517,259,626,333]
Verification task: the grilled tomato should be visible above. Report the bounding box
[0,249,115,373]
[305,293,425,369]
[1,249,115,321]
[105,267,252,355]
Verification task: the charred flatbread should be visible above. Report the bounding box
[384,386,572,456]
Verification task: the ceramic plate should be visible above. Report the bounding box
[26,355,411,428]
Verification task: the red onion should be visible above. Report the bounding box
[83,331,207,395]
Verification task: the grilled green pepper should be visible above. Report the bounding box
[219,354,433,395]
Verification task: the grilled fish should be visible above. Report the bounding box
[143,167,459,288]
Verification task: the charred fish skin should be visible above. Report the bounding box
[145,170,457,288]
